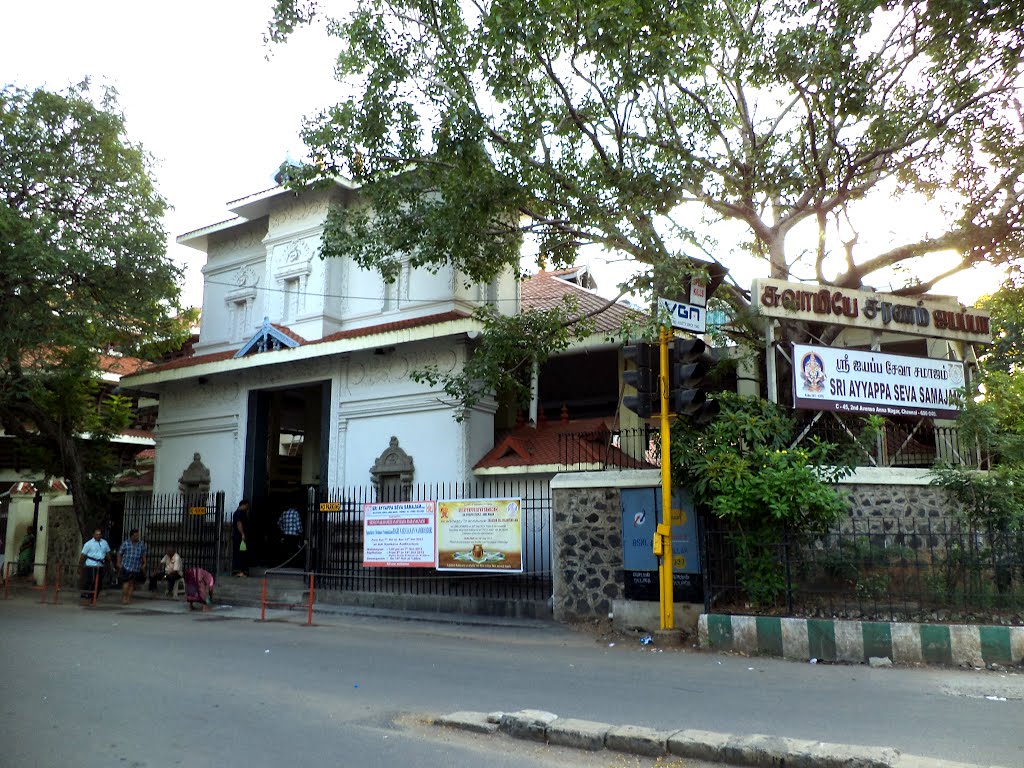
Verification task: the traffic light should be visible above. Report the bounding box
[623,340,657,418]
[668,338,720,426]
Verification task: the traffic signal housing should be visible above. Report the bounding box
[668,338,720,426]
[622,340,657,418]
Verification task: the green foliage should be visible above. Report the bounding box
[672,393,877,607]
[0,83,185,535]
[977,279,1024,375]
[273,0,1024,312]
[411,299,595,417]
[672,393,875,532]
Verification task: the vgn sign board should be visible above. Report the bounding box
[362,498,523,572]
[792,343,966,419]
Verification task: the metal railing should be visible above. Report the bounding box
[703,518,1024,623]
[794,416,983,468]
[120,492,226,575]
[307,480,552,603]
[558,427,660,471]
[557,419,980,472]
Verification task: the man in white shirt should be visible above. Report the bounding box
[148,545,184,596]
[79,529,111,601]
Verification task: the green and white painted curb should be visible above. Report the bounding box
[699,614,1024,667]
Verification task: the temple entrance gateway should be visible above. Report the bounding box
[243,381,330,569]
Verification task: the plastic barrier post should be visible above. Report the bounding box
[53,564,61,605]
[91,571,99,606]
[260,577,267,621]
[307,573,314,626]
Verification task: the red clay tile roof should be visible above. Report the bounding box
[270,324,307,345]
[128,311,475,376]
[522,271,638,335]
[97,353,148,376]
[474,416,655,470]
[318,310,471,343]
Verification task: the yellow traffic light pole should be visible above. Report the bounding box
[657,326,674,630]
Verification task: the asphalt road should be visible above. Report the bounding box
[0,596,1021,767]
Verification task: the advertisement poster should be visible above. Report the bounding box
[362,501,436,568]
[792,343,965,419]
[436,498,523,572]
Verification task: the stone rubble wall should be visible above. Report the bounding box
[550,473,964,623]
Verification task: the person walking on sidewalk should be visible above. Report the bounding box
[116,529,148,604]
[232,499,250,577]
[79,529,111,601]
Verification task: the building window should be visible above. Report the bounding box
[232,298,253,342]
[284,277,301,320]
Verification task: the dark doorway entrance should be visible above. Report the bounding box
[243,380,330,569]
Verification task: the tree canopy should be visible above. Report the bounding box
[272,0,1024,407]
[0,83,186,536]
[276,0,1023,288]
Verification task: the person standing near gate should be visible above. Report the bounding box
[277,499,303,566]
[116,528,148,605]
[79,528,111,602]
[232,499,250,577]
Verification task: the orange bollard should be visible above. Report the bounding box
[307,573,314,626]
[260,577,267,621]
[91,570,99,606]
[53,563,61,605]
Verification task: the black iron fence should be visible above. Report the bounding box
[557,419,981,472]
[795,416,983,468]
[307,480,552,603]
[120,492,226,575]
[703,518,1024,623]
[558,427,660,471]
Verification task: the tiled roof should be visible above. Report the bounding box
[474,415,653,470]
[319,311,471,343]
[522,271,638,335]
[270,323,307,345]
[97,353,147,376]
[131,311,474,376]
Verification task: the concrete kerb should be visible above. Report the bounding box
[699,614,1024,669]
[433,709,1007,768]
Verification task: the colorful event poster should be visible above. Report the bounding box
[436,498,523,572]
[362,501,436,567]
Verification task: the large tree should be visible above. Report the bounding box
[272,0,1024,402]
[0,83,186,536]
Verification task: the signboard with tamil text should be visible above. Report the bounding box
[362,501,436,568]
[792,344,965,419]
[436,498,523,572]
[753,278,991,344]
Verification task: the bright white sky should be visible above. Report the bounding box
[1,1,1005,310]
[2,1,348,308]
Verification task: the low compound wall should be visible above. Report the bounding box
[699,614,1024,667]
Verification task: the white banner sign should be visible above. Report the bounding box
[792,344,966,419]
[658,297,706,333]
[362,501,436,568]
